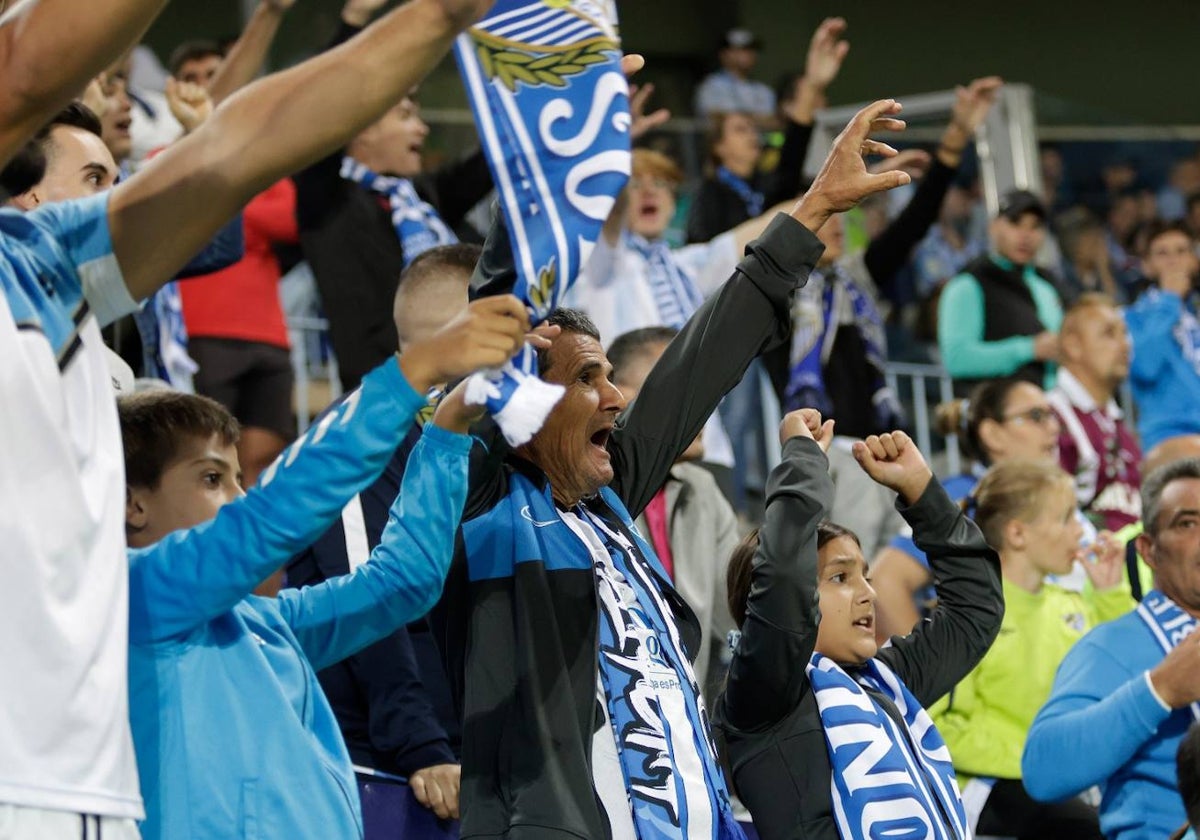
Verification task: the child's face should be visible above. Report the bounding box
[814,536,879,666]
[127,433,243,548]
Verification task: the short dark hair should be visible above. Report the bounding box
[119,391,240,489]
[0,102,103,198]
[536,308,601,375]
[727,521,861,628]
[168,40,224,77]
[607,326,678,385]
[1142,457,1200,536]
[1179,722,1200,827]
[1145,219,1195,251]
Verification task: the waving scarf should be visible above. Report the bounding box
[1138,589,1200,722]
[785,266,901,427]
[339,158,458,267]
[807,653,969,840]
[454,0,632,445]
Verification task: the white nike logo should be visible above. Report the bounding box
[520,505,560,528]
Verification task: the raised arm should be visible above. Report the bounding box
[719,411,834,731]
[866,432,1003,707]
[127,296,529,643]
[206,0,296,104]
[611,99,913,515]
[108,0,493,303]
[864,77,1002,298]
[279,421,472,672]
[0,0,166,167]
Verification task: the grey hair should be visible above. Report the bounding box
[536,308,601,375]
[1142,457,1200,535]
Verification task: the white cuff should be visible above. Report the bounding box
[1144,670,1172,712]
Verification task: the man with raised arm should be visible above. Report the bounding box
[0,1,494,835]
[441,99,913,839]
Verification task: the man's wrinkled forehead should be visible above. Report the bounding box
[545,331,608,378]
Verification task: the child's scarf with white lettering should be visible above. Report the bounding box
[806,653,969,840]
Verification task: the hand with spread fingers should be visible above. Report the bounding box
[620,55,671,141]
[792,99,910,232]
[852,431,933,506]
[780,408,835,453]
[938,75,1003,166]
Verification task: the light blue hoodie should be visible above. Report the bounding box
[125,359,470,839]
[1023,605,1191,839]
[1125,288,1200,449]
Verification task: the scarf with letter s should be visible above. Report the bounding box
[339,158,458,268]
[453,0,632,445]
[1137,589,1200,722]
[807,653,969,840]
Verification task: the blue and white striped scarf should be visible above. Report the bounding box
[625,233,703,328]
[1137,589,1200,722]
[716,166,763,218]
[339,158,457,268]
[454,0,631,445]
[807,653,969,840]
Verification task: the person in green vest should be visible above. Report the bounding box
[931,458,1132,839]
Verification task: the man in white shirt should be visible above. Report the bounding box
[0,0,497,834]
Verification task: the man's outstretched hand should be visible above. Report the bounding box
[791,99,910,233]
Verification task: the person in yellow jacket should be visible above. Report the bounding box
[931,458,1132,840]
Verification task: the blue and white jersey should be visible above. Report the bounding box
[0,192,143,818]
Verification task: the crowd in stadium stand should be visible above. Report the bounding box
[7,1,1200,839]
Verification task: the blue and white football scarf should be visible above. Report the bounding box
[454,0,631,445]
[625,232,704,328]
[339,158,458,268]
[557,500,744,840]
[807,653,969,840]
[785,266,901,427]
[134,281,197,390]
[1137,589,1200,722]
[715,166,763,218]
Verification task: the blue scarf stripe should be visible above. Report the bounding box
[716,166,764,218]
[1137,590,1200,722]
[339,158,457,268]
[626,233,704,329]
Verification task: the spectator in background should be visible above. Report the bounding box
[1159,157,1200,222]
[778,77,1004,435]
[168,8,305,487]
[295,0,493,392]
[1107,190,1146,284]
[930,459,1123,840]
[1125,222,1200,449]
[1048,294,1141,532]
[871,378,1071,638]
[287,244,482,832]
[1186,192,1200,240]
[911,180,984,302]
[1041,145,1075,215]
[938,189,1063,395]
[608,325,741,701]
[1057,207,1129,302]
[685,17,848,245]
[694,28,776,125]
[1023,457,1200,840]
[566,147,790,485]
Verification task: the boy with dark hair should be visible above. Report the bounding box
[1125,221,1200,448]
[121,296,529,840]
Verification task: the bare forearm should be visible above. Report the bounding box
[207,1,287,105]
[0,0,166,166]
[111,0,471,301]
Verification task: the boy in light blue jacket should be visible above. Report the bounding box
[119,296,530,840]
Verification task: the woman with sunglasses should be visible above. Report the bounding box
[871,376,1100,637]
